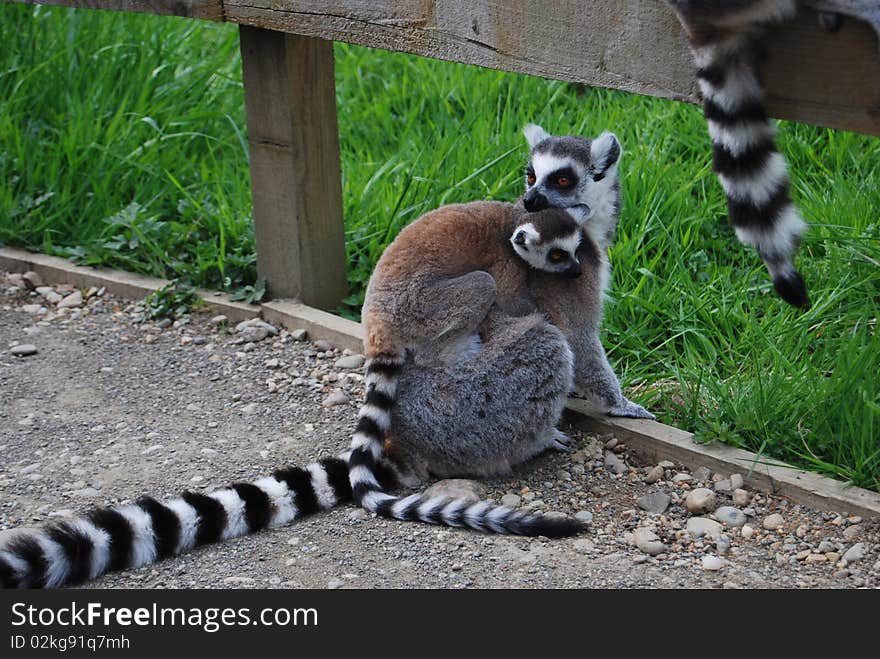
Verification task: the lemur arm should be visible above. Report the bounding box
[418,270,499,341]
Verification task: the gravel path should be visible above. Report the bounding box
[1,271,878,589]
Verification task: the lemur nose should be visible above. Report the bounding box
[523,191,547,212]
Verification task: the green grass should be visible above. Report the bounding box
[1,5,878,490]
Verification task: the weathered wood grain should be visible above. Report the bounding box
[239,26,349,310]
[224,0,880,135]
[7,0,224,20]
[8,0,879,133]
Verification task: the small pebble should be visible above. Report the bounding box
[732,488,751,506]
[10,344,38,357]
[842,543,867,564]
[644,465,664,484]
[714,506,747,527]
[762,513,785,531]
[637,491,670,514]
[501,494,521,508]
[322,390,349,407]
[687,517,723,539]
[685,488,717,514]
[633,527,667,556]
[702,555,728,571]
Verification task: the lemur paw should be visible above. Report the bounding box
[607,399,655,420]
[544,428,574,452]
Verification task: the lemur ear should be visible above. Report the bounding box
[523,124,550,149]
[590,131,622,175]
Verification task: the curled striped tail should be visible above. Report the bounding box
[348,353,585,538]
[0,458,353,589]
[680,2,810,307]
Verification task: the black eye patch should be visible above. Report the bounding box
[549,167,578,189]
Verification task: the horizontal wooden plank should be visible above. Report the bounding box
[9,0,225,20]
[223,0,880,135]
[8,0,880,134]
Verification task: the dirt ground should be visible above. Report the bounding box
[1,274,877,589]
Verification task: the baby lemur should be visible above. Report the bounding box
[352,201,590,536]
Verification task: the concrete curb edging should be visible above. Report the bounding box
[3,246,879,517]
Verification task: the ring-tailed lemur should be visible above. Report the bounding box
[350,201,590,535]
[663,1,880,307]
[0,203,589,589]
[519,124,654,419]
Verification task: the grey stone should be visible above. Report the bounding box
[634,527,666,556]
[713,478,733,493]
[156,318,173,329]
[574,510,594,524]
[645,465,665,484]
[291,329,308,341]
[693,466,712,482]
[604,451,627,475]
[241,402,258,416]
[729,474,744,489]
[672,472,693,483]
[818,540,836,553]
[327,578,345,590]
[10,344,38,357]
[21,304,45,314]
[22,271,43,290]
[687,517,723,539]
[762,513,785,530]
[714,506,747,527]
[58,290,83,309]
[842,543,867,564]
[322,390,350,407]
[732,488,751,506]
[702,555,728,571]
[501,494,521,508]
[685,488,717,514]
[424,479,486,505]
[36,287,62,304]
[637,491,671,514]
[313,339,333,352]
[240,327,269,343]
[334,354,366,370]
[843,524,863,541]
[210,315,228,326]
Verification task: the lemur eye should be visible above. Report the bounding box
[514,231,527,246]
[557,176,571,188]
[548,249,565,263]
[526,172,536,186]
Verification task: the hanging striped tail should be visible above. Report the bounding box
[676,0,810,307]
[348,353,585,538]
[0,457,357,589]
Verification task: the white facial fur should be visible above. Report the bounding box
[510,221,582,274]
[528,151,593,223]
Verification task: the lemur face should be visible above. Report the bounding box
[522,124,621,226]
[510,208,583,278]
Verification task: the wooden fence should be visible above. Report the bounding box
[6,0,880,309]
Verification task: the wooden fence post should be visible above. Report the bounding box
[239,26,348,310]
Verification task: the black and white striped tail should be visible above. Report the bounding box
[0,458,354,589]
[690,9,810,308]
[348,354,584,538]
